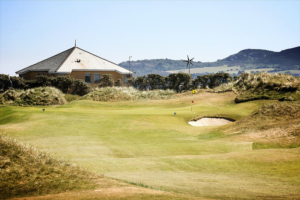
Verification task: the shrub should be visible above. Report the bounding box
[134,76,149,90]
[193,73,232,89]
[165,72,192,92]
[0,87,67,106]
[0,74,11,92]
[147,74,166,89]
[56,76,75,93]
[81,87,175,101]
[99,74,114,87]
[73,79,90,96]
[10,76,28,89]
[114,79,123,87]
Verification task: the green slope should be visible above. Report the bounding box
[1,92,300,199]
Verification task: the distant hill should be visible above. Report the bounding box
[118,46,300,76]
[258,46,300,65]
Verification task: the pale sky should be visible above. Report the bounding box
[1,0,299,76]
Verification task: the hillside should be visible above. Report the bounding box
[258,46,300,66]
[118,46,300,76]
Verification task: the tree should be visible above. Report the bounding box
[165,73,192,92]
[147,74,165,89]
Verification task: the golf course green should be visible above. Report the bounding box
[1,91,300,199]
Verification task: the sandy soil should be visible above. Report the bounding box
[188,118,232,126]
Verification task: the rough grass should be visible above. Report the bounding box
[212,72,300,102]
[64,94,80,102]
[1,92,300,199]
[0,133,100,199]
[81,87,176,102]
[0,87,66,106]
[225,102,300,149]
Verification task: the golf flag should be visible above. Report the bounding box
[192,90,197,94]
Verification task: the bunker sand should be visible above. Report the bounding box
[188,118,233,126]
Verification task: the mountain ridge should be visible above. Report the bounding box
[118,46,300,76]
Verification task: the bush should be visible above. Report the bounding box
[0,87,67,106]
[1,74,90,96]
[73,79,90,96]
[56,76,74,93]
[0,74,11,92]
[81,87,175,101]
[193,73,232,89]
[10,76,28,90]
[114,79,123,87]
[165,73,192,91]
[147,74,166,89]
[134,76,148,90]
[99,74,114,87]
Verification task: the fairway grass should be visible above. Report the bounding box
[1,92,300,199]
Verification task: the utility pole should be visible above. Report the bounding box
[128,56,132,83]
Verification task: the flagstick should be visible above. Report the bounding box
[191,92,193,111]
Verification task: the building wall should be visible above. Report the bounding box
[21,71,132,88]
[22,71,49,80]
[69,71,131,88]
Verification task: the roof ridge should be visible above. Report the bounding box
[16,47,74,74]
[55,47,76,72]
[75,47,134,73]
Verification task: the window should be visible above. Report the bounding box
[42,73,46,76]
[38,73,41,76]
[85,73,91,83]
[124,75,130,83]
[94,73,100,83]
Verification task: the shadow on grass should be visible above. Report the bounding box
[252,142,300,150]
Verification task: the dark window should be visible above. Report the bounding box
[38,73,41,76]
[85,73,91,83]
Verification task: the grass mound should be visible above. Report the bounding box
[81,87,176,101]
[212,73,300,102]
[0,133,99,199]
[0,87,67,106]
[226,102,300,149]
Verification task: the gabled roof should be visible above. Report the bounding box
[16,47,134,75]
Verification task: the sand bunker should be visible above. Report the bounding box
[188,118,233,126]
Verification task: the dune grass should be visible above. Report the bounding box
[81,87,176,102]
[1,92,300,199]
[0,87,66,106]
[0,133,100,199]
[212,72,300,102]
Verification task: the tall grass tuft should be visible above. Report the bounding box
[211,72,300,102]
[0,133,99,199]
[81,87,176,102]
[0,87,67,106]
